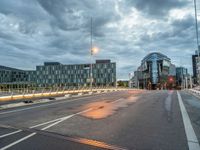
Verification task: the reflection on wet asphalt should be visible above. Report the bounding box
[164,90,174,122]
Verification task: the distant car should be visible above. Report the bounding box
[48,97,56,100]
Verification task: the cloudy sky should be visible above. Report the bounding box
[0,0,199,79]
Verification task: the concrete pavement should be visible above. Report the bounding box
[0,90,199,150]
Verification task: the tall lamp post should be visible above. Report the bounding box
[90,17,99,90]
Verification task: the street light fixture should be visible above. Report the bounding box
[91,47,99,55]
[90,18,99,91]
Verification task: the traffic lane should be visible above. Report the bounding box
[0,90,144,128]
[0,106,128,150]
[0,91,162,148]
[0,126,19,136]
[46,90,188,150]
[0,90,126,112]
[0,90,123,105]
[0,128,31,149]
[9,133,102,150]
[0,126,105,150]
[181,91,200,143]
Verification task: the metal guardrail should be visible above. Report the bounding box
[189,89,200,95]
[0,87,129,101]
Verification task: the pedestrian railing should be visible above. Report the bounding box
[0,87,129,101]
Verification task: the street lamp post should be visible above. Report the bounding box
[89,17,99,91]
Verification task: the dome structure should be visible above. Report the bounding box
[138,52,173,89]
[142,52,170,64]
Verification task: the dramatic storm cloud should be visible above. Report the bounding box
[0,0,199,79]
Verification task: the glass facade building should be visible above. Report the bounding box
[0,65,27,83]
[28,60,116,87]
[176,67,188,86]
[0,60,116,88]
[135,52,176,89]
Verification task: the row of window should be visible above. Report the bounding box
[37,78,115,84]
[36,68,115,75]
[37,63,116,71]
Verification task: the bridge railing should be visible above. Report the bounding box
[188,89,200,95]
[0,87,129,102]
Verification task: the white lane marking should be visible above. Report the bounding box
[0,133,36,150]
[0,92,116,115]
[40,115,74,131]
[0,108,92,150]
[0,130,22,138]
[29,118,62,129]
[177,91,200,150]
[0,117,64,138]
[40,108,92,131]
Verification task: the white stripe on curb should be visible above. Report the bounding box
[177,91,200,150]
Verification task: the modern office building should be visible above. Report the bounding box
[192,54,198,83]
[0,60,116,88]
[176,67,188,87]
[0,65,29,90]
[131,70,143,88]
[133,52,176,89]
[0,65,28,83]
[192,47,200,84]
[29,60,116,87]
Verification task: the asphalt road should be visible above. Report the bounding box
[0,90,199,150]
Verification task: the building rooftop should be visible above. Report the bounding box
[142,52,170,63]
[44,62,61,66]
[0,65,24,72]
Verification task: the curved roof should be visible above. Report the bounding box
[142,52,170,63]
